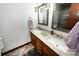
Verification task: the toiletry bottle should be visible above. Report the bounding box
[28,16,33,30]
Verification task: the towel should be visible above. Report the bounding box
[65,21,79,52]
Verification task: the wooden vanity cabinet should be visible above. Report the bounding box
[36,37,43,54]
[30,32,37,48]
[30,32,59,56]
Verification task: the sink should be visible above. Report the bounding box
[48,37,69,52]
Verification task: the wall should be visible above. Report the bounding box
[0,3,37,53]
[24,3,38,29]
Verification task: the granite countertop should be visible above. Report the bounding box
[30,29,76,56]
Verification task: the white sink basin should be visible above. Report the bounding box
[0,37,3,49]
[48,36,69,53]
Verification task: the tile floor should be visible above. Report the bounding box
[3,43,34,56]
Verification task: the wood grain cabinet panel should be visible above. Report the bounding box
[30,32,37,48]
[42,42,59,56]
[36,37,42,54]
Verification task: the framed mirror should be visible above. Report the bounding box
[52,3,71,32]
[38,3,49,26]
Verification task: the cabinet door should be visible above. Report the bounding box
[30,32,36,47]
[30,32,42,54]
[42,42,59,56]
[36,37,42,54]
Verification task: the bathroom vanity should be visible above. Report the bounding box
[30,29,76,56]
[30,31,58,56]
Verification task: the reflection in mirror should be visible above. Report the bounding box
[52,3,71,32]
[38,3,49,26]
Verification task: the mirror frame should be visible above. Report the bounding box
[38,3,49,26]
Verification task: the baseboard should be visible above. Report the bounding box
[2,41,31,56]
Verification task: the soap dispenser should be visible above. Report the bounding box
[28,16,33,30]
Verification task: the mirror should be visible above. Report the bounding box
[38,3,49,26]
[52,3,71,32]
